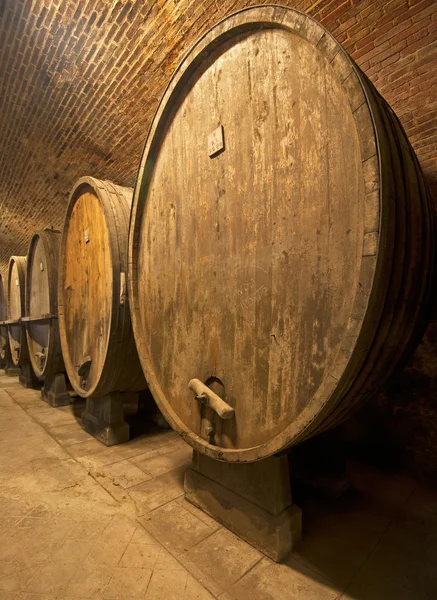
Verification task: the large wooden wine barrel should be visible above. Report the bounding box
[129,6,435,462]
[58,177,146,398]
[7,256,29,367]
[24,229,65,379]
[0,274,10,365]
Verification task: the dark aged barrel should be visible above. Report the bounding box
[129,6,435,462]
[0,274,9,364]
[24,230,65,379]
[8,256,29,366]
[58,177,146,398]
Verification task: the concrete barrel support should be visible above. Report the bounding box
[184,451,302,562]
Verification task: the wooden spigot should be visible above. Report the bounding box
[189,378,234,419]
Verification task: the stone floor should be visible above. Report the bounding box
[0,374,436,599]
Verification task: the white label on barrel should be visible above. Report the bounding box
[15,278,18,286]
[40,262,44,271]
[120,272,126,305]
[84,229,90,243]
[208,125,225,157]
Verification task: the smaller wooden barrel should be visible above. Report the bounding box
[58,177,146,398]
[7,256,28,366]
[0,274,10,364]
[25,230,65,379]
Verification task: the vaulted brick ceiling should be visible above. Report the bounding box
[0,0,436,272]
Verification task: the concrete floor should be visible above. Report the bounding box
[0,375,436,600]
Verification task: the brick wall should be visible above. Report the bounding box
[0,0,435,273]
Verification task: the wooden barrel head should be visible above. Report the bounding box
[0,275,8,361]
[129,7,434,461]
[60,185,113,395]
[59,177,146,398]
[26,230,63,378]
[8,256,27,366]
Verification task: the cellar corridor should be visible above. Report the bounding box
[0,374,436,600]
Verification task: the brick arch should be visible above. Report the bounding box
[0,0,435,273]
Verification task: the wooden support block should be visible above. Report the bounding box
[81,392,129,446]
[19,360,41,389]
[41,373,71,407]
[5,364,20,377]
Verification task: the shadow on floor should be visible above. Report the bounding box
[3,375,436,599]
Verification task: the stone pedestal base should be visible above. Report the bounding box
[19,360,41,389]
[6,366,20,377]
[42,373,71,407]
[81,393,130,446]
[185,451,302,562]
[4,355,20,376]
[5,361,21,376]
[6,366,21,376]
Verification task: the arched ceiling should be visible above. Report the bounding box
[0,0,436,273]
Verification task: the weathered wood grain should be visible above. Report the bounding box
[129,7,435,462]
[7,256,29,367]
[25,229,65,379]
[0,274,10,363]
[58,177,146,398]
